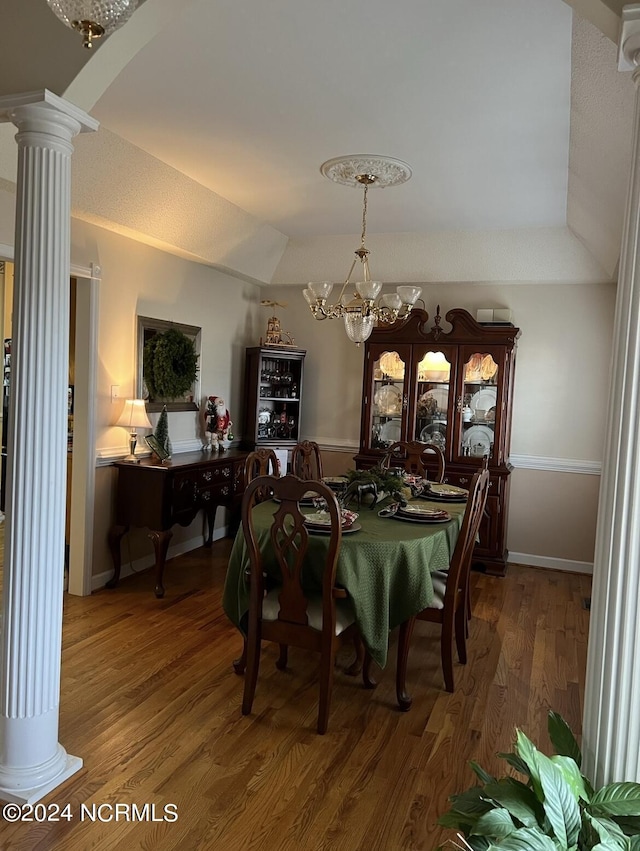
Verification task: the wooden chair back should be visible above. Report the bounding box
[243,447,281,503]
[380,440,445,482]
[291,440,324,480]
[397,464,490,694]
[240,474,361,733]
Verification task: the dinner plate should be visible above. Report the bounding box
[397,504,449,519]
[391,513,451,524]
[378,351,405,380]
[422,493,467,503]
[307,522,362,535]
[303,510,358,529]
[379,419,401,444]
[417,386,449,414]
[428,483,469,497]
[481,354,498,381]
[374,384,402,415]
[462,424,494,457]
[419,422,447,442]
[470,387,497,418]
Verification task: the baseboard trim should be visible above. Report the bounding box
[91,527,229,592]
[509,552,593,575]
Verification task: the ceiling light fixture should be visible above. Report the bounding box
[303,155,422,345]
[45,0,139,49]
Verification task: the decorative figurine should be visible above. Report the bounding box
[260,300,296,346]
[203,395,233,450]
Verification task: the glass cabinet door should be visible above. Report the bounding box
[411,348,453,452]
[367,345,410,451]
[456,347,500,461]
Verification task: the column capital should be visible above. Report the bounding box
[0,89,99,136]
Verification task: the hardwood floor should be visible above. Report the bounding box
[1,542,591,851]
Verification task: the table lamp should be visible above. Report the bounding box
[116,399,152,462]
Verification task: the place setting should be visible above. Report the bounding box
[421,482,469,503]
[302,507,361,534]
[378,501,451,524]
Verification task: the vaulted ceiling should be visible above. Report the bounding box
[0,0,634,286]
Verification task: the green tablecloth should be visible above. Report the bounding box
[222,498,465,668]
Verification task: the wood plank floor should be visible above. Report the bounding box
[1,541,591,851]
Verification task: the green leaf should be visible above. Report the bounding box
[438,810,476,832]
[515,730,544,800]
[613,816,640,836]
[471,808,516,838]
[447,786,496,818]
[589,784,640,818]
[550,755,589,803]
[548,712,582,769]
[582,811,629,849]
[497,752,532,779]
[535,749,581,848]
[470,761,496,785]
[628,836,640,849]
[484,777,545,828]
[485,827,560,850]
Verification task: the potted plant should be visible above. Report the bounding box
[438,711,640,850]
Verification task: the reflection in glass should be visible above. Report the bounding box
[461,351,499,460]
[370,350,405,449]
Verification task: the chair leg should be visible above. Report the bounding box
[396,616,416,711]
[455,605,468,665]
[346,633,364,676]
[441,614,455,693]
[232,637,247,675]
[363,650,377,689]
[276,644,288,670]
[242,627,261,716]
[317,648,335,735]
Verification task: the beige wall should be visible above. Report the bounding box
[67,220,265,579]
[269,280,615,568]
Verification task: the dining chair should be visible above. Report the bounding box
[396,465,490,697]
[239,473,365,734]
[380,440,445,482]
[243,447,281,499]
[291,440,324,480]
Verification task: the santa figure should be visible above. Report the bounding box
[207,396,232,441]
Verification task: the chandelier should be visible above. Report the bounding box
[303,155,422,345]
[46,0,139,48]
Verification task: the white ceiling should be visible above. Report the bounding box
[91,0,572,238]
[0,0,634,285]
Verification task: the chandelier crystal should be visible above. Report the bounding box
[304,156,421,345]
[46,0,138,48]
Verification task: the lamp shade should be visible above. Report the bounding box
[116,399,152,430]
[46,0,138,47]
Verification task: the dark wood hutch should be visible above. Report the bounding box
[355,307,521,575]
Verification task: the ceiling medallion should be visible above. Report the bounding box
[320,155,412,189]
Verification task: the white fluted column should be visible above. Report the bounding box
[0,91,97,804]
[582,7,640,787]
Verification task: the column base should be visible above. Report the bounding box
[0,754,83,805]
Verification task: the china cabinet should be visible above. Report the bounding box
[355,307,521,575]
[242,346,306,449]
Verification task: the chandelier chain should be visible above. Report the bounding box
[361,183,368,249]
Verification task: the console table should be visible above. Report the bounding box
[108,449,249,597]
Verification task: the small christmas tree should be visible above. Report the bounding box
[155,405,172,457]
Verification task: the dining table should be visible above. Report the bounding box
[222,492,466,709]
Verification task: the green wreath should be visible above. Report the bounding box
[143,327,198,400]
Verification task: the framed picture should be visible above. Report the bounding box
[145,434,171,461]
[137,316,201,413]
